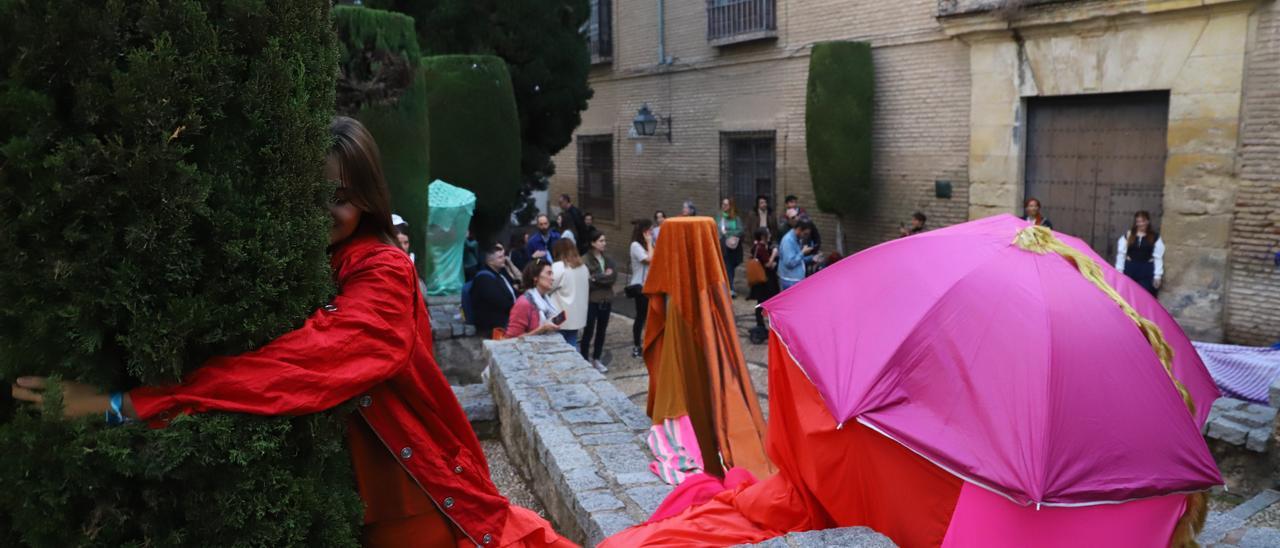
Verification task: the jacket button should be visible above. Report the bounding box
[323,304,338,312]
[358,395,372,408]
[454,465,464,474]
[482,533,493,544]
[400,447,412,459]
[443,497,455,509]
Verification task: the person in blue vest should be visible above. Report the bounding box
[1114,210,1165,296]
[526,214,561,262]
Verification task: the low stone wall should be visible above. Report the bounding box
[1206,398,1278,453]
[484,335,672,546]
[428,295,486,385]
[739,527,896,547]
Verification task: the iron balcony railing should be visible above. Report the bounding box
[707,0,777,45]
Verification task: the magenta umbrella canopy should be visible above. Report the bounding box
[762,215,1221,506]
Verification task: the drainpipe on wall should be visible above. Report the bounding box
[657,0,667,65]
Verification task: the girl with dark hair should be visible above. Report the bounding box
[627,220,655,358]
[653,210,667,243]
[1115,210,1165,296]
[12,116,571,548]
[508,229,533,272]
[581,231,617,372]
[748,195,779,243]
[748,226,780,332]
[1023,197,1053,229]
[505,259,563,338]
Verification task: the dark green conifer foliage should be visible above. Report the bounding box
[335,5,432,279]
[0,1,362,545]
[806,41,875,219]
[420,55,522,243]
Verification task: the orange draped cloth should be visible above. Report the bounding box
[602,331,963,547]
[642,217,772,479]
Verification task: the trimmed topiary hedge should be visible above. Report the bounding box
[421,55,522,244]
[335,5,432,280]
[0,1,361,545]
[806,41,875,219]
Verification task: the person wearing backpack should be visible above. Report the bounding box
[468,244,518,339]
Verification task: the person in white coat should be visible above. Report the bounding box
[628,220,655,358]
[1114,210,1165,296]
[551,238,590,347]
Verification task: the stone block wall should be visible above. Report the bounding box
[944,0,1264,341]
[1226,1,1280,346]
[484,336,671,546]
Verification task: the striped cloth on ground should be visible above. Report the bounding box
[646,416,705,486]
[1193,341,1280,405]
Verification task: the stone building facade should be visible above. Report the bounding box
[549,0,1278,343]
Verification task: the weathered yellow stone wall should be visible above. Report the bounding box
[952,0,1263,341]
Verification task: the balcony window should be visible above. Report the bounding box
[707,0,777,47]
[585,0,613,64]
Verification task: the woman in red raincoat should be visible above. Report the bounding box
[11,116,574,548]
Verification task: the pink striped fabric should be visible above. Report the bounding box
[646,416,705,485]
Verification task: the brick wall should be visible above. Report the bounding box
[1226,2,1280,346]
[549,0,970,265]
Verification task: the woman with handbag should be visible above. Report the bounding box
[747,227,780,334]
[550,239,589,347]
[718,198,745,298]
[627,220,655,358]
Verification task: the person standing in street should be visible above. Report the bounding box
[718,198,745,298]
[551,239,589,347]
[652,210,667,243]
[748,195,779,244]
[681,200,697,217]
[748,227,780,331]
[1115,210,1165,296]
[558,193,588,239]
[525,214,560,262]
[778,219,822,291]
[581,231,617,372]
[1023,197,1053,229]
[628,220,655,358]
[899,212,927,237]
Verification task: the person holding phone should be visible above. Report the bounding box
[505,259,565,338]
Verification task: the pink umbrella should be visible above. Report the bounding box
[761,214,1221,507]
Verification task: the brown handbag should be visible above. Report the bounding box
[746,258,767,287]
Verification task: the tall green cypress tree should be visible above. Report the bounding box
[0,1,361,545]
[335,5,432,280]
[806,41,875,252]
[421,55,522,243]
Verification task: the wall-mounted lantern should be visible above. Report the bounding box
[632,103,672,143]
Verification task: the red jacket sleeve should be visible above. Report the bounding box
[505,295,533,338]
[130,249,418,420]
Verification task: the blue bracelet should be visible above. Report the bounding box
[105,392,125,426]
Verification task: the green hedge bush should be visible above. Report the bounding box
[0,1,361,545]
[806,41,875,219]
[421,55,522,243]
[335,5,432,280]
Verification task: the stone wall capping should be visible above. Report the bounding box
[484,335,672,546]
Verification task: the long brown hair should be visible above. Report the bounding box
[632,219,653,247]
[1127,210,1158,248]
[329,116,397,246]
[552,238,582,268]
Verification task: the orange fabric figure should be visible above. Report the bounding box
[602,331,963,547]
[641,217,772,480]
